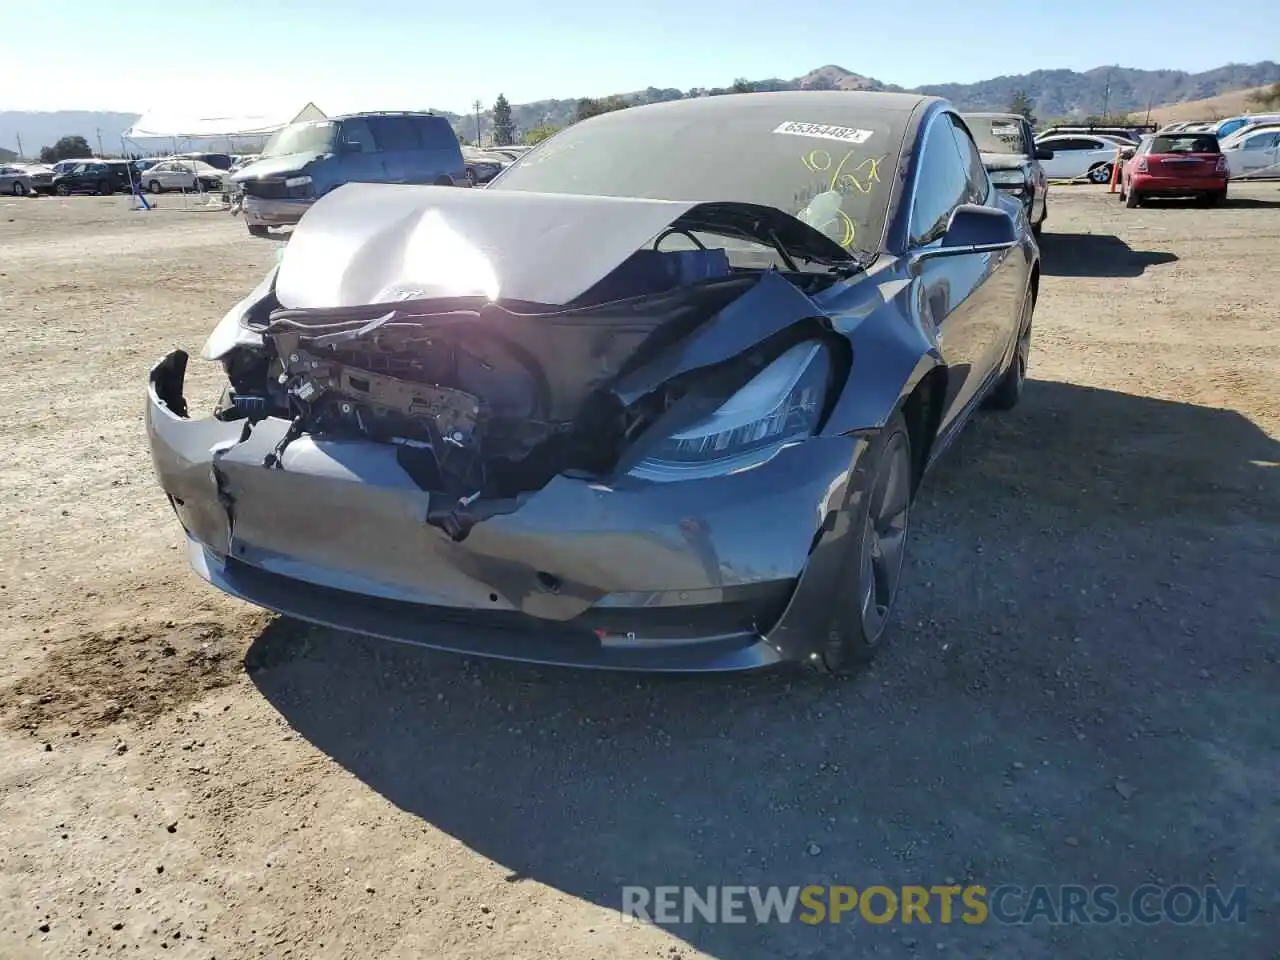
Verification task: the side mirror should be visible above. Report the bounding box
[915,204,1018,262]
[1035,147,1054,160]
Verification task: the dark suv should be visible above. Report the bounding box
[51,160,137,196]
[231,111,466,237]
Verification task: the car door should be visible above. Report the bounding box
[334,117,385,188]
[909,112,1009,433]
[1036,137,1079,178]
[949,115,1027,386]
[366,116,419,183]
[1232,131,1280,177]
[1021,119,1048,219]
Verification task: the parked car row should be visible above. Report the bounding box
[0,162,54,195]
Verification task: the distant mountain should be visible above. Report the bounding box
[4,61,1279,155]
[916,61,1280,119]
[446,61,1280,141]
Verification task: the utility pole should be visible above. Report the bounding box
[1144,92,1155,126]
[95,127,105,157]
[473,99,483,146]
[15,132,23,160]
[1101,69,1113,120]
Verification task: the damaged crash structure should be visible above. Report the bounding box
[147,92,1038,671]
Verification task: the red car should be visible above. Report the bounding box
[1120,133,1228,208]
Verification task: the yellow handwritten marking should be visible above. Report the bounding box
[835,210,855,248]
[799,148,891,248]
[803,149,833,173]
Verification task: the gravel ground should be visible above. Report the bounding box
[1,186,1277,960]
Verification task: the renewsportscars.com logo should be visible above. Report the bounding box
[621,885,1248,926]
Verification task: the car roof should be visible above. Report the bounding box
[961,112,1025,121]
[605,90,936,123]
[333,110,448,121]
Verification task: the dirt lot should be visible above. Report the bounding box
[1,186,1277,960]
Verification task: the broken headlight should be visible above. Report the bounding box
[630,340,830,482]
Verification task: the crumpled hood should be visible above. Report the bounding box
[980,152,1031,171]
[231,152,321,183]
[274,182,854,309]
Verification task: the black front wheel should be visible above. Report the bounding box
[247,224,271,238]
[1088,163,1113,184]
[815,411,914,673]
[55,183,70,196]
[1125,188,1141,208]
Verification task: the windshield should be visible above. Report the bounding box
[261,120,337,158]
[489,103,905,256]
[967,118,1028,155]
[1149,135,1219,154]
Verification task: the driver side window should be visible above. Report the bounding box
[909,115,969,246]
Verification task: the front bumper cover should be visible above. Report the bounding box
[146,351,872,671]
[241,195,314,227]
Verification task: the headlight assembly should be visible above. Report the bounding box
[988,168,1028,189]
[284,175,314,199]
[629,340,831,482]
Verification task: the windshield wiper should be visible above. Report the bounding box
[804,250,872,279]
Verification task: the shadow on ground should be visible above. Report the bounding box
[246,381,1279,960]
[1037,233,1178,278]
[1221,192,1280,209]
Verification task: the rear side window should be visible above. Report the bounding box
[1048,138,1098,151]
[1150,135,1219,154]
[367,116,422,151]
[414,116,461,150]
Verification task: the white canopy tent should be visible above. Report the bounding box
[123,102,326,145]
[121,103,325,209]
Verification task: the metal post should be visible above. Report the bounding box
[473,99,482,146]
[15,132,24,161]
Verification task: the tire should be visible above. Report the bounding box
[98,181,112,196]
[55,183,70,196]
[814,410,914,673]
[148,180,162,194]
[464,168,477,185]
[1032,199,1047,236]
[12,181,26,196]
[247,224,271,238]
[986,284,1034,412]
[1205,189,1227,207]
[1125,188,1141,208]
[1088,163,1113,184]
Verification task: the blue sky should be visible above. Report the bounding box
[4,0,1276,116]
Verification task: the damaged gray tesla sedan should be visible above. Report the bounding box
[146,91,1039,673]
